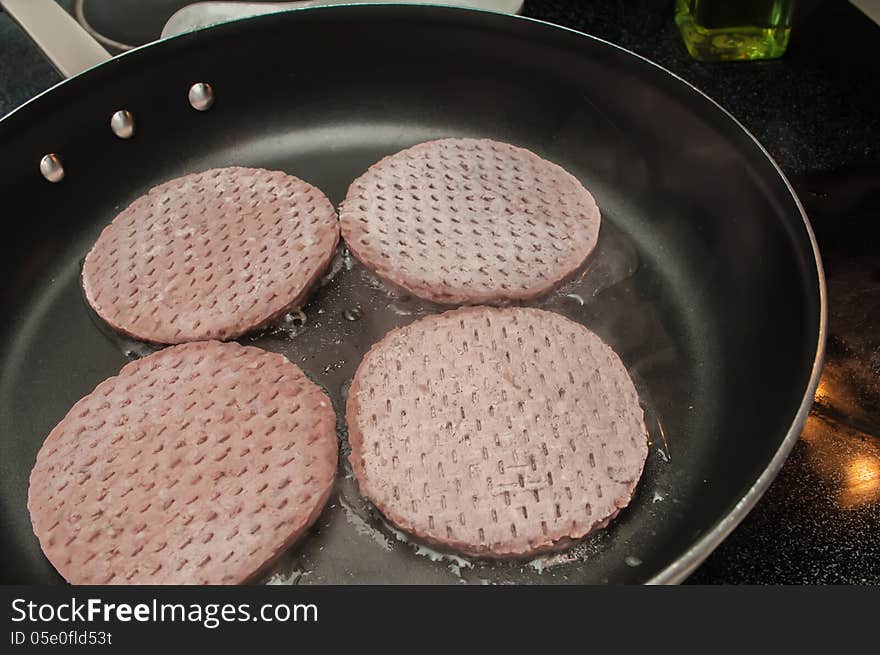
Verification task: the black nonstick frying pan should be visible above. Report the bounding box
[0,2,825,584]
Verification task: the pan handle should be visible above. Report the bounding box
[0,0,111,78]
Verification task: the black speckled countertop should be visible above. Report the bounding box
[1,0,878,583]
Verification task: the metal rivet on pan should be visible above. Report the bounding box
[110,110,135,139]
[188,82,214,111]
[39,154,64,183]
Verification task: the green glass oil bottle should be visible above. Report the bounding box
[675,0,795,61]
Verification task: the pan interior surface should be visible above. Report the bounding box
[0,6,821,584]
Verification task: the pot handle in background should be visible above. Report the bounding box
[0,0,524,77]
[161,0,525,39]
[0,0,111,78]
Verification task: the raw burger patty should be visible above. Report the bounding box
[28,341,338,584]
[339,138,600,305]
[347,306,647,559]
[82,167,339,344]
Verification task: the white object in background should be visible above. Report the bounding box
[850,0,880,27]
[162,0,524,39]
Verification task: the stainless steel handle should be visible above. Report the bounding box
[162,0,524,38]
[1,0,111,78]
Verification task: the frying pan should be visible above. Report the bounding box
[0,1,825,584]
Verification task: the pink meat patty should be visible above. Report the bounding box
[82,167,339,344]
[339,138,600,305]
[28,341,338,584]
[347,307,647,559]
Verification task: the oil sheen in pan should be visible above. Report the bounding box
[83,215,676,585]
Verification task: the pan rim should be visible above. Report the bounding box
[0,3,827,585]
